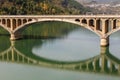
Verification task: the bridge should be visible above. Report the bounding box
[0,15,120,46]
[0,41,120,75]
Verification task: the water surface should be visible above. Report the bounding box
[0,22,119,80]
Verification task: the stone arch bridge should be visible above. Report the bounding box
[0,15,120,46]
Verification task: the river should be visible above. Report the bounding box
[0,21,119,80]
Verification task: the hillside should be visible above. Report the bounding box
[0,0,92,15]
[75,0,120,3]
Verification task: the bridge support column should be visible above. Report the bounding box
[100,37,109,47]
[10,33,22,40]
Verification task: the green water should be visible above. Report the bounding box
[0,22,120,80]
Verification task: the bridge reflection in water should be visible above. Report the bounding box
[0,41,120,76]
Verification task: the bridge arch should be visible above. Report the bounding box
[0,15,120,46]
[13,19,101,37]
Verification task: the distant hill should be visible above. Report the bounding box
[0,0,92,15]
[75,0,120,3]
[95,0,120,3]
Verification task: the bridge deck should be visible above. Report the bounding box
[0,15,120,18]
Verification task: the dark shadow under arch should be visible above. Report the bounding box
[81,18,87,24]
[89,19,94,27]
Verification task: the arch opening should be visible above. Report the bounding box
[18,19,22,26]
[113,20,116,29]
[105,20,109,33]
[17,21,84,40]
[13,19,16,30]
[28,19,32,22]
[2,19,6,25]
[7,19,11,28]
[12,21,101,62]
[75,19,80,22]
[89,19,94,27]
[96,19,102,31]
[13,19,101,40]
[23,19,27,24]
[82,19,87,24]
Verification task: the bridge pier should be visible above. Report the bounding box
[100,37,109,47]
[10,33,22,40]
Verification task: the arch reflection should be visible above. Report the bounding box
[0,41,120,76]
